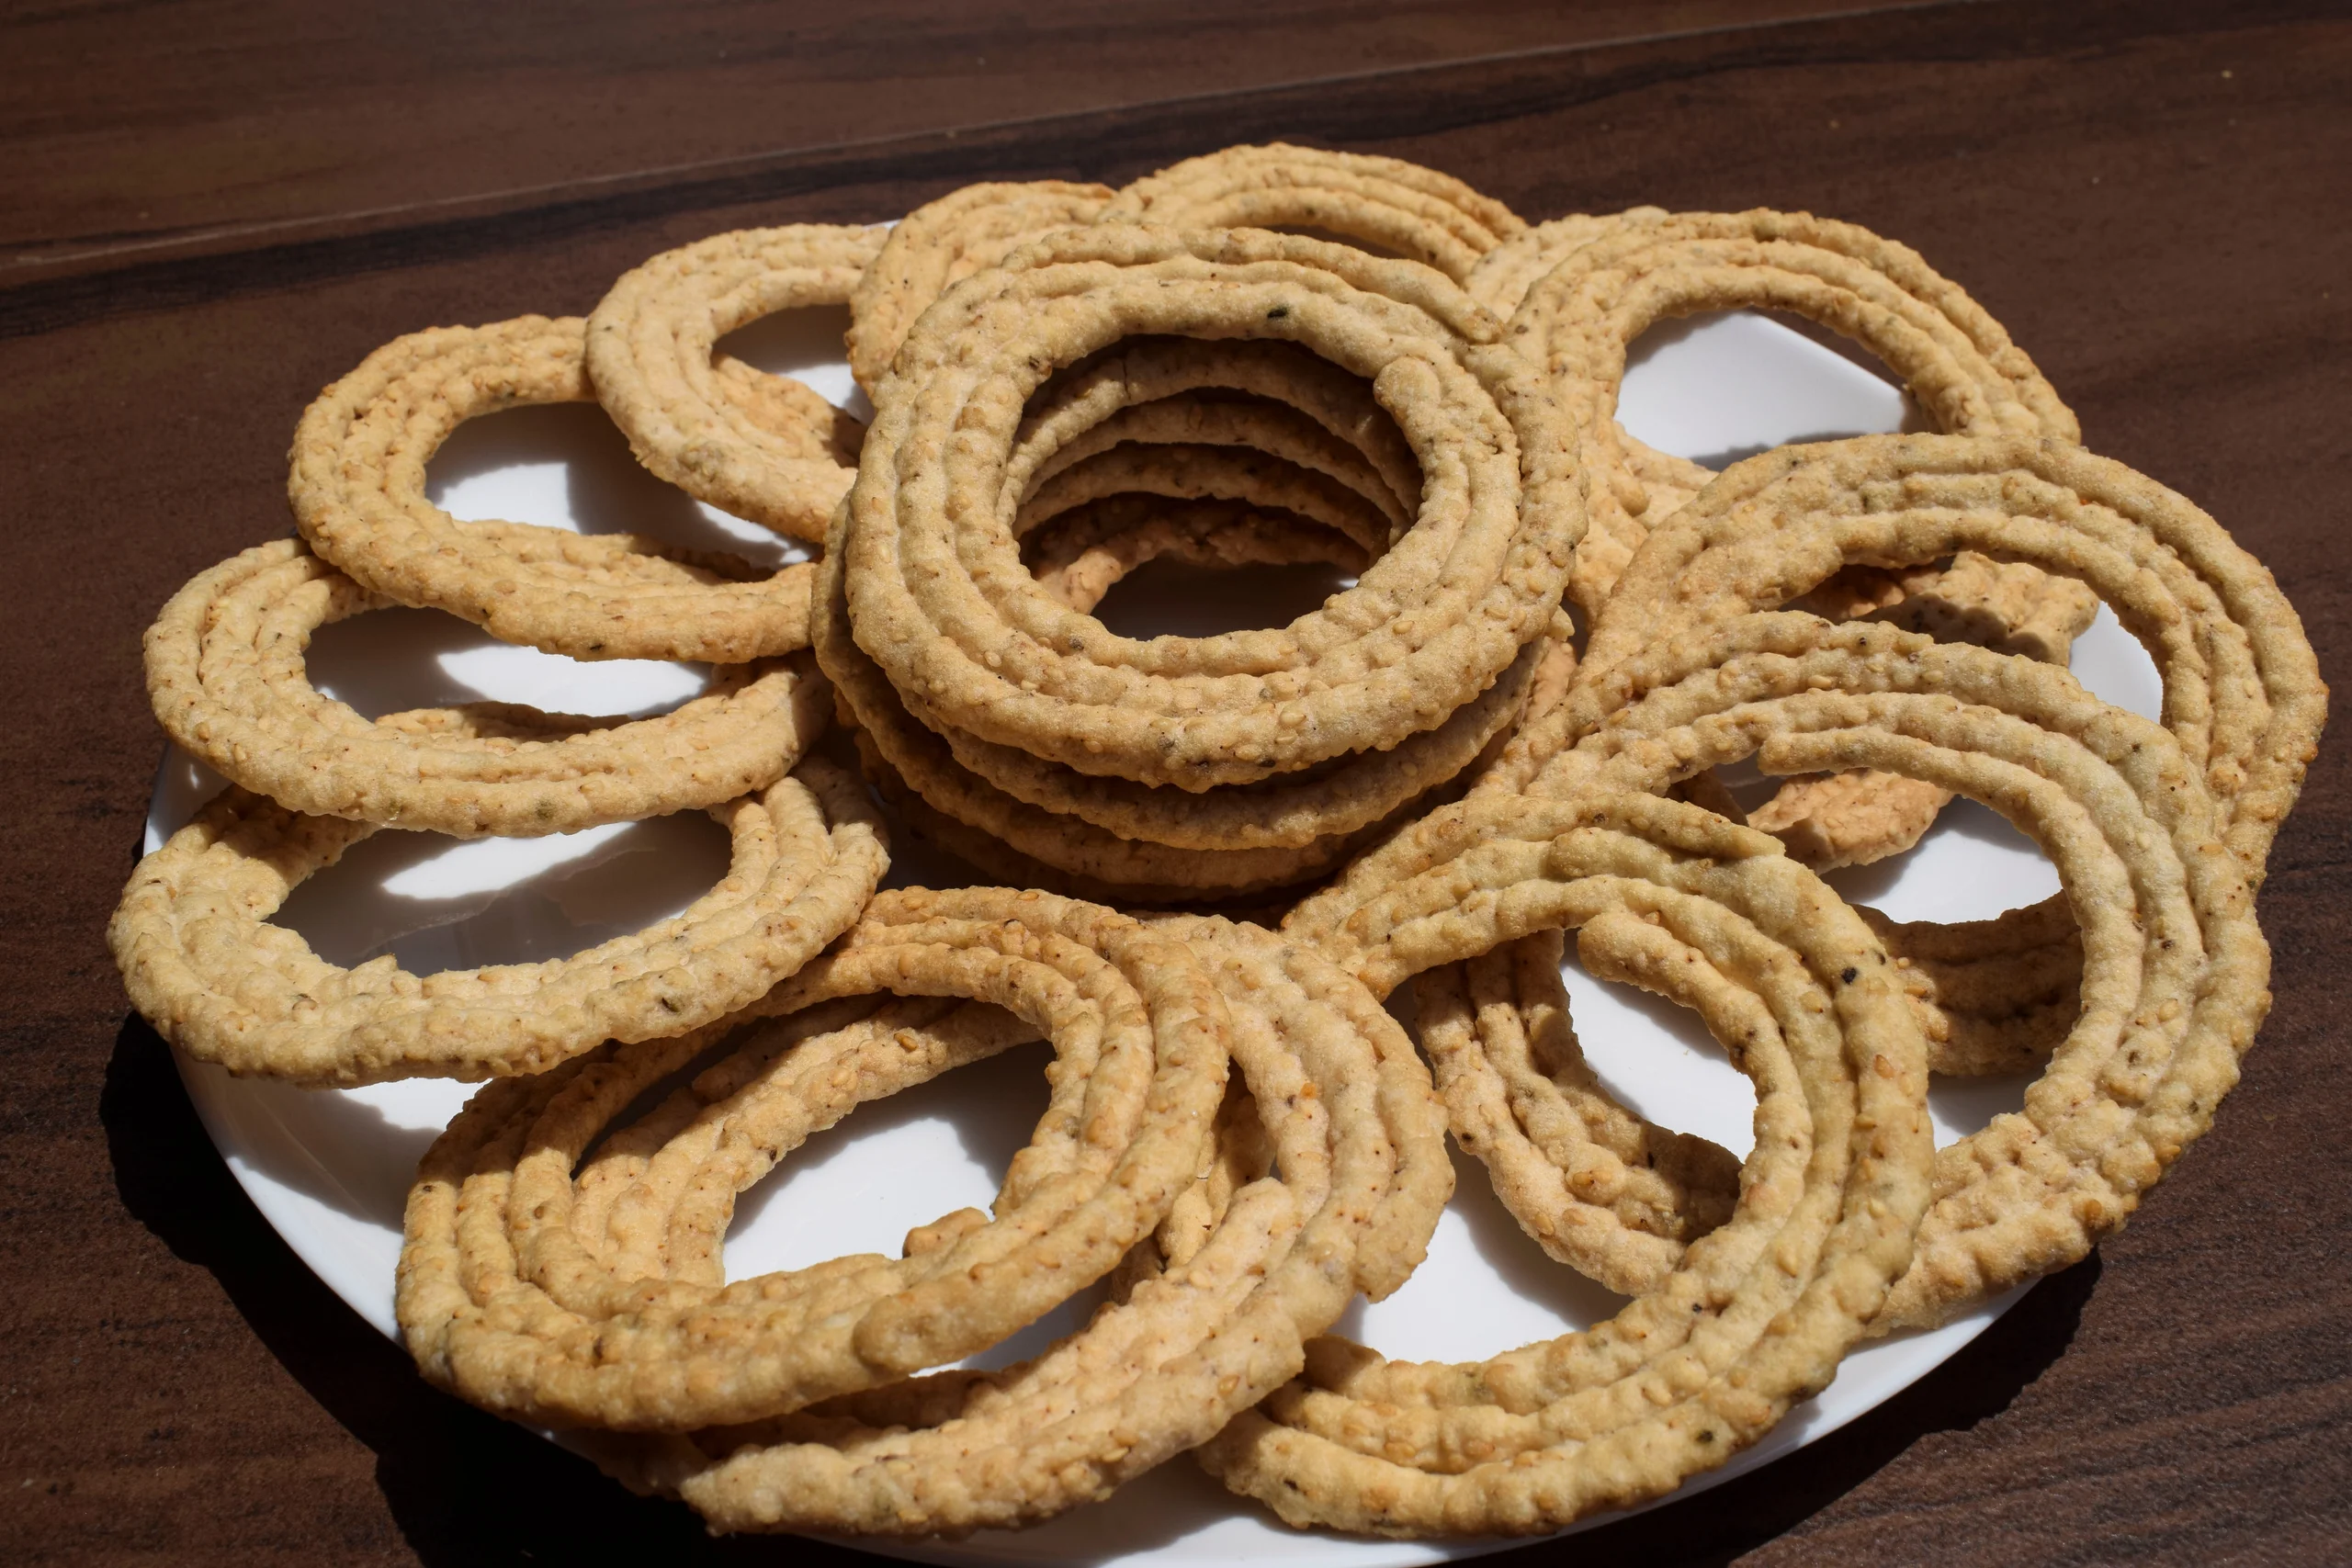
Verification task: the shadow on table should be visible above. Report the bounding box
[101,1010,2098,1566]
[1497,1264,2100,1567]
[99,1013,889,1567]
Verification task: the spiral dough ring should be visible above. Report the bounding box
[289,315,820,662]
[586,224,884,543]
[108,757,886,1086]
[397,886,1232,1432]
[142,539,830,839]
[1518,615,2273,1326]
[1226,792,1934,1537]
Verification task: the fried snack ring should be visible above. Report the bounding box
[108,757,886,1087]
[1416,927,1741,1298]
[289,315,820,663]
[841,224,1579,788]
[1425,786,2070,1297]
[1002,335,1423,539]
[399,886,1234,1433]
[1486,210,2093,861]
[1487,207,2090,860]
[584,224,883,543]
[1503,208,2080,621]
[1023,496,1368,611]
[1099,142,1527,284]
[1524,434,2326,888]
[1216,792,1931,1536]
[564,917,1449,1534]
[143,540,828,838]
[845,180,1114,393]
[1517,615,2271,1324]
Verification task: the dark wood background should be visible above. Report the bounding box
[5,2,2348,1562]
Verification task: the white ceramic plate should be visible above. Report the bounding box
[148,302,2161,1566]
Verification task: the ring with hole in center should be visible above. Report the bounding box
[1482,209,2102,865]
[1501,614,2271,1325]
[585,224,883,543]
[108,755,885,1086]
[1206,790,1933,1537]
[143,539,830,839]
[820,525,1557,895]
[1498,208,2081,622]
[840,224,1581,790]
[289,315,822,663]
[398,886,1231,1433]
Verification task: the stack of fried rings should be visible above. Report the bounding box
[818,222,1589,902]
[831,173,2114,884]
[820,330,1554,900]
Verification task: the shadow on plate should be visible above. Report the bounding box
[273,811,733,976]
[1329,1138,1631,1347]
[428,400,803,568]
[1822,796,2048,913]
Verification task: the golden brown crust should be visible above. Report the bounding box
[1417,929,1740,1297]
[840,224,1579,789]
[1506,615,2273,1325]
[398,886,1233,1431]
[406,912,1451,1536]
[1501,434,2326,891]
[1501,209,2080,623]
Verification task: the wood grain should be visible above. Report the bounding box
[3,2,2346,1563]
[1,0,1871,274]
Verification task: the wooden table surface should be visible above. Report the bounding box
[6,2,2348,1562]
